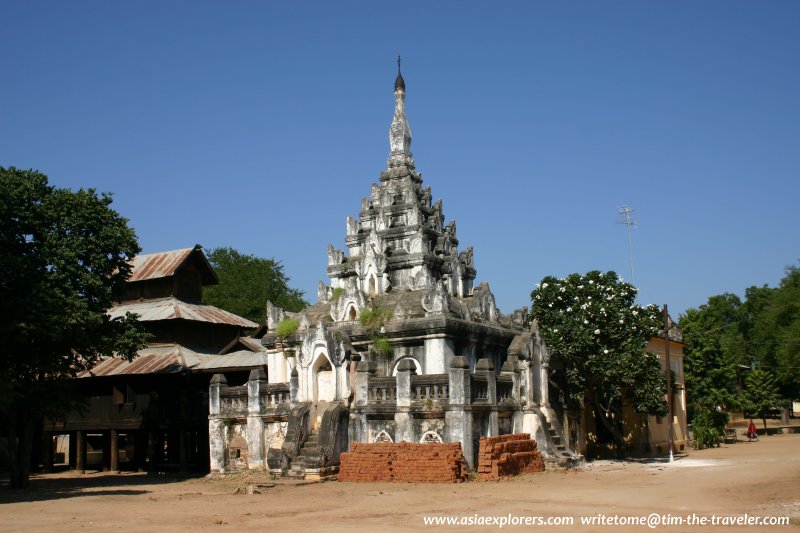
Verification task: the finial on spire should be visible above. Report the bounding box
[395,55,406,92]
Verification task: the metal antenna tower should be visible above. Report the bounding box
[616,205,637,282]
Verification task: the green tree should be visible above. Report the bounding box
[0,167,148,489]
[203,247,307,324]
[530,271,666,454]
[743,369,781,432]
[680,294,748,419]
[747,265,800,420]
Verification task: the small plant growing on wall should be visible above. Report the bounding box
[276,317,299,339]
[359,306,394,360]
[330,287,345,302]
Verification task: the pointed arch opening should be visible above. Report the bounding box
[311,351,335,404]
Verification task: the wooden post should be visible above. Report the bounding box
[110,429,119,472]
[76,430,86,473]
[41,432,53,473]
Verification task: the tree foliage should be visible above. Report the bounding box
[203,247,307,324]
[747,266,800,404]
[743,369,780,431]
[679,293,747,418]
[530,271,666,452]
[681,264,800,427]
[0,167,148,488]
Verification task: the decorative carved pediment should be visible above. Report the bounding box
[346,216,359,237]
[531,320,551,365]
[422,280,451,316]
[413,268,434,290]
[330,277,367,322]
[327,244,345,267]
[317,281,331,304]
[466,281,498,323]
[445,220,456,239]
[409,227,426,254]
[459,246,474,270]
[299,313,311,331]
[266,301,286,330]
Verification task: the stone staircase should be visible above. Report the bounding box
[287,428,322,478]
[542,418,584,469]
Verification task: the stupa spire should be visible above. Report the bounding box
[388,56,413,168]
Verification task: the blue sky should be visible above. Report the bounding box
[2,1,798,318]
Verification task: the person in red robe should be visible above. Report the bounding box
[747,419,758,441]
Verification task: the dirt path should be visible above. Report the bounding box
[1,433,798,532]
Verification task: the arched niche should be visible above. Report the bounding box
[391,357,422,376]
[311,350,335,403]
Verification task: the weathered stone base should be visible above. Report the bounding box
[298,466,339,481]
[338,442,468,483]
[477,433,545,480]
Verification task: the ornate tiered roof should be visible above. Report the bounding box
[321,65,481,317]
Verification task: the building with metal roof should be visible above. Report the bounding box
[45,245,265,474]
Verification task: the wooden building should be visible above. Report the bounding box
[44,245,261,473]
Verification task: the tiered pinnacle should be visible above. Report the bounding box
[388,56,413,169]
[321,62,477,317]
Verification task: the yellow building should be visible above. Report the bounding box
[578,322,689,458]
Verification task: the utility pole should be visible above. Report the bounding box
[663,304,674,462]
[616,205,636,283]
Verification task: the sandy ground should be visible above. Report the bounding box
[1,433,799,533]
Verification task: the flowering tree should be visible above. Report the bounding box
[530,270,667,453]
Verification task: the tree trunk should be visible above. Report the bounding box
[781,404,790,425]
[8,407,36,489]
[590,393,627,458]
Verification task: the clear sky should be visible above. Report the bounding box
[2,1,798,318]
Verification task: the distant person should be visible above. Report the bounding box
[747,419,758,441]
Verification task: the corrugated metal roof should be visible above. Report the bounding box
[192,351,268,371]
[237,337,265,352]
[109,297,258,328]
[128,247,196,282]
[79,345,265,377]
[127,245,217,284]
[79,344,201,377]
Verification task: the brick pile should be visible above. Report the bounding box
[338,442,468,483]
[477,433,545,480]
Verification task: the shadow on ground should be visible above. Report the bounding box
[0,472,203,504]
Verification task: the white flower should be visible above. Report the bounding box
[594,329,600,335]
[588,296,592,300]
[589,280,594,284]
[632,310,638,316]
[560,287,566,292]
[553,328,558,333]
[619,319,624,324]
[542,283,549,289]
[566,307,572,312]
[603,349,609,354]
[578,285,584,289]
[600,307,605,313]
[548,303,553,308]
[583,319,589,324]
